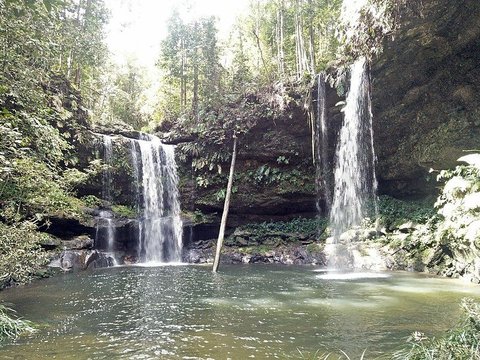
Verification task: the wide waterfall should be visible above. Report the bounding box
[131,135,183,263]
[95,133,183,264]
[329,57,378,240]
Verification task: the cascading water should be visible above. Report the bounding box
[94,135,117,265]
[329,57,378,241]
[131,135,183,263]
[314,73,331,216]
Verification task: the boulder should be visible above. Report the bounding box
[62,235,94,250]
[55,250,116,271]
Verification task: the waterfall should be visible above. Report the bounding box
[329,57,378,240]
[96,135,117,265]
[314,73,331,216]
[131,135,183,263]
[102,135,113,204]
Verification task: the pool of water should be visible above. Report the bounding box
[0,265,479,359]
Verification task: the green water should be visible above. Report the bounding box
[0,265,479,359]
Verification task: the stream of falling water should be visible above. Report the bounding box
[97,135,116,263]
[329,57,378,240]
[132,135,183,263]
[314,73,331,216]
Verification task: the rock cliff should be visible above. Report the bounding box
[372,0,480,197]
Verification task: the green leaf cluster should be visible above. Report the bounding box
[0,304,36,341]
[0,222,50,288]
[376,195,438,229]
[237,217,327,236]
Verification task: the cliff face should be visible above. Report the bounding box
[371,0,480,197]
[177,107,318,226]
[70,1,480,227]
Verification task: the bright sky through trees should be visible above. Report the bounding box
[105,0,249,69]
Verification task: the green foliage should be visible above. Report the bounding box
[98,60,151,129]
[0,222,50,288]
[0,157,84,222]
[111,204,136,219]
[81,195,102,208]
[376,195,438,229]
[154,0,343,129]
[230,0,342,83]
[0,304,36,341]
[432,156,480,251]
[157,11,222,120]
[393,299,480,360]
[378,156,480,279]
[189,209,216,225]
[0,0,108,109]
[0,0,110,225]
[238,217,327,236]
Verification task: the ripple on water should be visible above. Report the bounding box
[316,271,392,280]
[0,265,479,359]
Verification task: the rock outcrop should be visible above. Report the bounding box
[372,0,480,197]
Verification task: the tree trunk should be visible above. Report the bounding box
[252,0,268,76]
[295,0,309,77]
[180,37,187,109]
[212,135,238,273]
[307,0,315,73]
[276,0,285,77]
[279,0,285,76]
[192,23,199,122]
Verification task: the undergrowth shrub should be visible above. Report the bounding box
[376,195,437,229]
[237,217,327,236]
[0,304,36,341]
[0,222,50,289]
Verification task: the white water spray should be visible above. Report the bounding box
[132,135,183,263]
[314,73,331,215]
[96,135,117,265]
[330,57,378,240]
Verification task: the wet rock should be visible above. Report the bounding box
[59,250,87,271]
[85,251,116,269]
[236,237,249,246]
[55,250,116,271]
[339,229,360,243]
[123,255,138,265]
[62,235,94,250]
[183,249,212,264]
[398,221,417,233]
[183,249,202,264]
[39,236,62,250]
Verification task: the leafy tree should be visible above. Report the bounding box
[103,60,150,129]
[158,11,222,121]
[0,0,110,284]
[230,0,341,84]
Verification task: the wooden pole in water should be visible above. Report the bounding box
[213,134,238,273]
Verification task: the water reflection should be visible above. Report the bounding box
[0,265,479,359]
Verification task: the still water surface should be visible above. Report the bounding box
[1,265,479,359]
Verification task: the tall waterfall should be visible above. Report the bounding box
[314,73,331,215]
[131,135,183,263]
[97,135,116,258]
[329,57,378,239]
